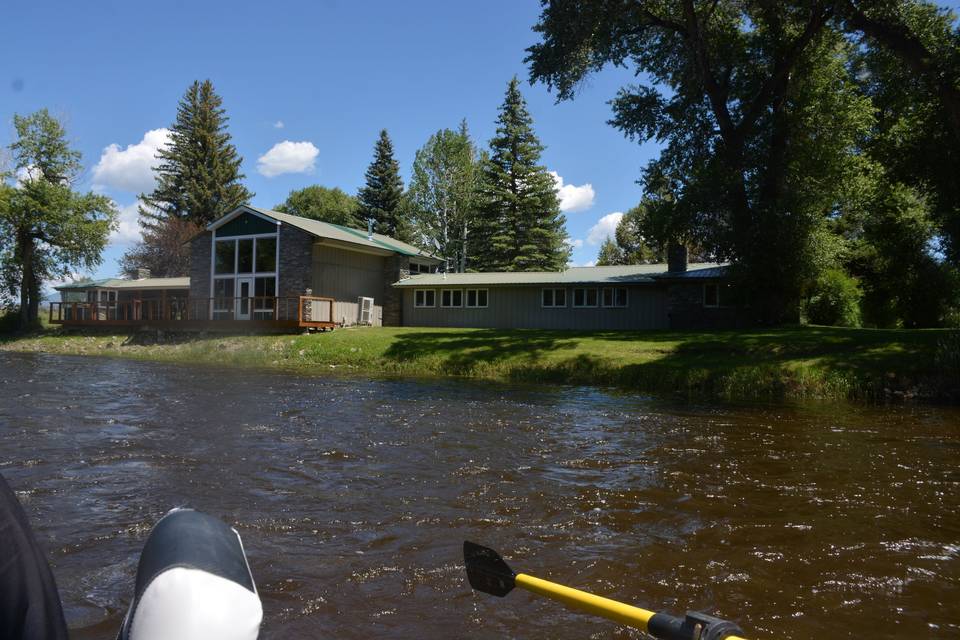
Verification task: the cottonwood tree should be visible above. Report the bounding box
[527,1,875,323]
[275,185,360,227]
[358,130,409,240]
[526,0,960,326]
[472,77,569,271]
[408,121,479,272]
[124,80,252,276]
[0,110,116,328]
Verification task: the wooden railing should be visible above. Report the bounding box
[50,296,335,327]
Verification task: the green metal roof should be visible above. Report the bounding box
[392,263,728,287]
[242,206,441,261]
[54,277,190,291]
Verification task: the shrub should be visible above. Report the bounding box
[806,268,862,327]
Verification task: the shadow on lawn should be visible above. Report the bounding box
[383,326,951,400]
[383,329,579,374]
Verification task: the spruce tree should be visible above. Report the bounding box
[139,79,252,230]
[472,77,569,271]
[357,129,409,240]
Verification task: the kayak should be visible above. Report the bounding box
[117,509,262,640]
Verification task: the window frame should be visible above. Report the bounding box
[414,289,436,308]
[602,287,628,308]
[465,288,488,308]
[703,283,720,308]
[541,288,567,308]
[441,289,463,308]
[572,287,599,308]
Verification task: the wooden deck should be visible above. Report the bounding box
[49,296,337,332]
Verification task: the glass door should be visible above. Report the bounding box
[236,277,253,320]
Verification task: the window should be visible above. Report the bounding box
[254,277,276,317]
[703,283,735,307]
[441,289,463,307]
[215,240,235,274]
[573,288,598,307]
[542,288,566,307]
[466,289,488,308]
[602,287,628,308]
[237,238,254,273]
[213,279,235,319]
[704,283,719,307]
[409,262,435,274]
[255,237,276,273]
[414,289,436,308]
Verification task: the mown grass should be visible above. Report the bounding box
[2,323,957,402]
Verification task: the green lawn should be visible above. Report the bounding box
[2,324,957,401]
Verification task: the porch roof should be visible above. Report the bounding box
[54,277,191,291]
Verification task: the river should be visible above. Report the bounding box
[1,351,958,639]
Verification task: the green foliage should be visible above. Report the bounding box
[1,109,116,328]
[275,185,360,227]
[472,77,570,271]
[805,268,862,327]
[847,183,958,327]
[595,238,623,266]
[408,121,479,271]
[358,129,410,241]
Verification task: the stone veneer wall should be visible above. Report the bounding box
[381,255,408,326]
[189,233,211,300]
[278,224,314,297]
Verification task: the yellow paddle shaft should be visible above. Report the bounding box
[514,573,749,640]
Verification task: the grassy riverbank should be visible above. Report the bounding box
[2,324,958,401]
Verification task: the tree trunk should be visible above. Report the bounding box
[18,234,35,329]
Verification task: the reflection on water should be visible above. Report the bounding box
[1,351,958,639]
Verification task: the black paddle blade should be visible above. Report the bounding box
[463,541,517,597]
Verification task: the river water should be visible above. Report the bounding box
[1,351,958,639]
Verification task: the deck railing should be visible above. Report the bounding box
[50,296,335,328]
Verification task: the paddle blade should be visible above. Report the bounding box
[463,541,517,597]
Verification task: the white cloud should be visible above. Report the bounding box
[586,212,624,245]
[109,201,143,246]
[565,238,584,249]
[273,120,285,129]
[257,140,319,177]
[14,165,40,186]
[550,171,595,213]
[92,128,171,194]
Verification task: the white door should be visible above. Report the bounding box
[236,277,253,320]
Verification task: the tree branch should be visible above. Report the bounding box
[736,4,833,138]
[680,0,737,140]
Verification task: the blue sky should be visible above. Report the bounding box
[2,0,652,281]
[4,1,959,283]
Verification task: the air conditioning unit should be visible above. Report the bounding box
[357,296,374,325]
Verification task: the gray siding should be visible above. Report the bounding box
[401,285,669,330]
[312,245,386,326]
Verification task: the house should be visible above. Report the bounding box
[50,205,738,331]
[393,257,736,331]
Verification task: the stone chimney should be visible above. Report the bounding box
[667,243,688,273]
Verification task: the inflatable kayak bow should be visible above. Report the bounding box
[118,509,262,640]
[464,541,747,640]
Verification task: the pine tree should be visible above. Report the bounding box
[357,129,409,240]
[596,238,623,266]
[140,80,252,230]
[472,77,569,271]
